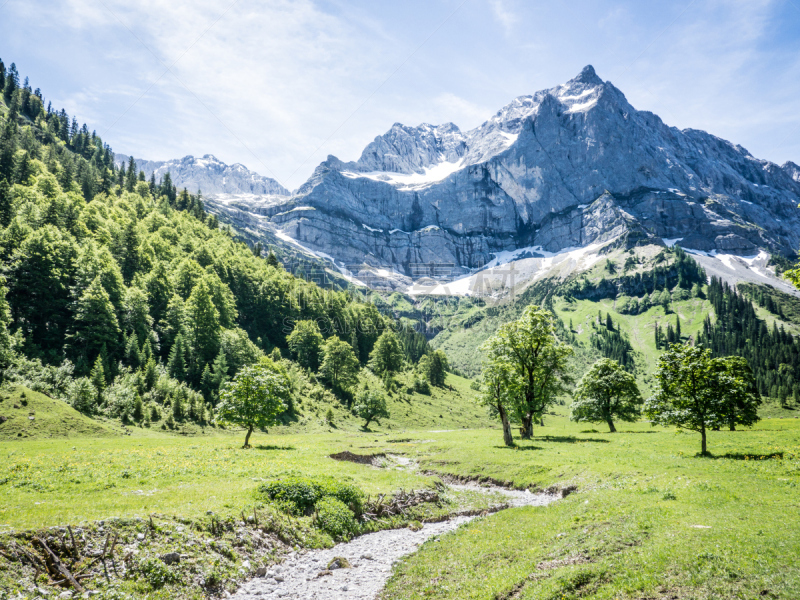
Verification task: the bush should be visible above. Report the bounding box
[259,475,364,517]
[314,497,356,539]
[413,377,431,395]
[137,557,180,589]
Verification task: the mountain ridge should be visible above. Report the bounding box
[114,153,290,196]
[124,66,800,292]
[257,65,799,282]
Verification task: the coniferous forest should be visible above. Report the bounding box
[699,277,800,403]
[0,59,420,425]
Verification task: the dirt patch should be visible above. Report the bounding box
[427,471,582,497]
[497,553,593,599]
[423,471,529,490]
[546,484,578,498]
[329,451,386,466]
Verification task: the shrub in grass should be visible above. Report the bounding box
[137,557,180,589]
[315,497,357,539]
[259,475,364,517]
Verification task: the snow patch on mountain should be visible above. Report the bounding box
[408,243,604,297]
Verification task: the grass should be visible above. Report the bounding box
[380,414,800,600]
[273,371,489,434]
[2,379,800,598]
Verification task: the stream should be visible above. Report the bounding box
[231,484,558,600]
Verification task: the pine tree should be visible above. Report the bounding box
[125,156,136,192]
[119,221,140,284]
[125,333,142,370]
[132,394,143,421]
[212,350,229,392]
[143,357,157,391]
[200,364,214,402]
[172,389,184,421]
[0,179,12,226]
[90,354,106,395]
[70,277,121,366]
[168,334,187,381]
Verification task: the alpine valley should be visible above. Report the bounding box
[3,52,800,600]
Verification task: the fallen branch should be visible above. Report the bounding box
[34,537,85,593]
[67,526,80,562]
[362,488,441,521]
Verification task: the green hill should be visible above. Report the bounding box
[0,384,123,440]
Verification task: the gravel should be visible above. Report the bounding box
[232,486,558,600]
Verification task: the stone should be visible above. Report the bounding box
[255,566,267,577]
[160,552,181,565]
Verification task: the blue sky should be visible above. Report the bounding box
[2,0,799,190]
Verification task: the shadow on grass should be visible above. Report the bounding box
[533,435,610,444]
[712,451,784,461]
[253,445,296,451]
[494,445,543,451]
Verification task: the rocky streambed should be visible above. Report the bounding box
[231,485,559,600]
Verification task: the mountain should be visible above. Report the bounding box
[785,161,800,183]
[211,65,799,291]
[114,153,290,196]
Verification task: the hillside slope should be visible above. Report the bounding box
[0,385,123,440]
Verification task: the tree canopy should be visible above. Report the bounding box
[320,335,360,393]
[571,358,642,432]
[353,387,389,429]
[645,344,760,454]
[484,305,573,439]
[216,359,290,447]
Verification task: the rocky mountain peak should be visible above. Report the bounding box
[356,122,467,174]
[202,67,800,292]
[784,161,800,182]
[115,153,289,196]
[571,64,602,86]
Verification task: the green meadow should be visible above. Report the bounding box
[2,381,799,599]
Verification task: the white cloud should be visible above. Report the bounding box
[489,0,518,36]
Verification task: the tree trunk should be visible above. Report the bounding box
[521,413,534,439]
[244,425,253,448]
[729,420,736,432]
[498,404,513,447]
[700,427,707,455]
[606,418,616,433]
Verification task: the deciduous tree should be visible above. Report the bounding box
[485,305,573,439]
[353,388,389,429]
[287,319,324,371]
[320,335,360,393]
[216,360,290,447]
[571,358,642,432]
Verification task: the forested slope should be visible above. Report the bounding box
[0,59,430,430]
